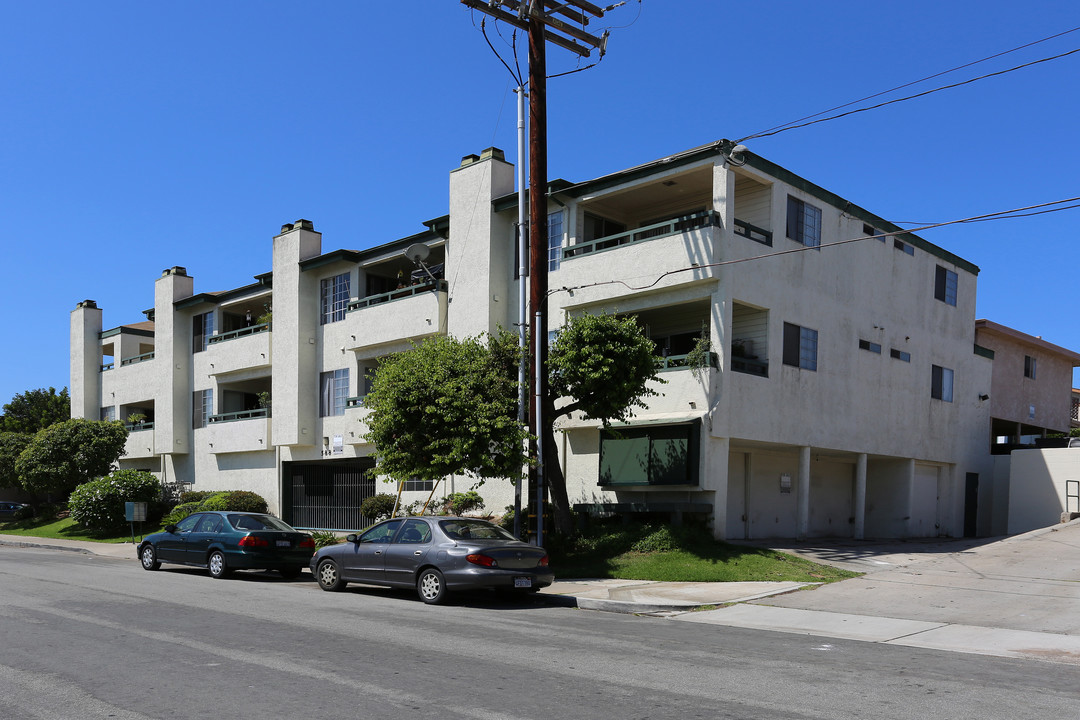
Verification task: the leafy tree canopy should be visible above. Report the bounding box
[0,387,70,434]
[0,432,33,489]
[549,313,663,425]
[364,332,529,484]
[15,419,128,498]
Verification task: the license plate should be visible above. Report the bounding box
[276,540,291,547]
[514,577,532,588]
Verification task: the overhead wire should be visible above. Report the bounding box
[737,45,1080,143]
[746,25,1080,139]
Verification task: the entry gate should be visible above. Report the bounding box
[284,459,377,531]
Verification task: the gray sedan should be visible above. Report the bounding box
[310,516,554,604]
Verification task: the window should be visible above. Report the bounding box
[319,369,349,417]
[864,223,884,242]
[894,238,914,255]
[547,210,564,271]
[859,339,881,354]
[193,311,215,353]
[931,365,954,402]
[583,212,626,242]
[783,322,818,370]
[193,389,213,429]
[1024,355,1037,379]
[786,196,822,248]
[321,273,350,325]
[100,406,116,422]
[599,422,699,486]
[402,477,435,492]
[935,266,958,306]
[891,348,911,362]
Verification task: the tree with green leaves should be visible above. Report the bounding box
[0,432,32,490]
[0,387,70,434]
[544,313,664,534]
[364,313,663,536]
[15,419,128,498]
[363,331,530,487]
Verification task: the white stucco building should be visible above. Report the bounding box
[72,141,1009,538]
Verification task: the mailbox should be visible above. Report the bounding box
[125,502,147,522]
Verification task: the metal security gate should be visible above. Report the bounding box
[284,459,377,531]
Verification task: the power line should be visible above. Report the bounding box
[737,45,1080,143]
[745,25,1080,139]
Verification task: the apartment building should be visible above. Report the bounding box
[72,141,999,539]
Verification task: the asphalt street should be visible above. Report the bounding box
[1,546,1078,720]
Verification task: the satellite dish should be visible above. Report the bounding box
[404,243,430,264]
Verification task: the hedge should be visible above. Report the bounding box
[69,470,162,532]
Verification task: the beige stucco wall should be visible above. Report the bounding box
[1008,448,1080,534]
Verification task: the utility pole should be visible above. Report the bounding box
[461,0,610,546]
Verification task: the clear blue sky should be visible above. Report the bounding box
[2,0,1079,405]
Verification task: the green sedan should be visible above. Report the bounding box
[138,511,315,579]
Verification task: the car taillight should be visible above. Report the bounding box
[538,555,549,567]
[466,553,498,568]
[298,538,315,550]
[238,536,269,548]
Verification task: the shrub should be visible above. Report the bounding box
[68,470,162,532]
[162,490,270,526]
[162,502,202,527]
[311,530,341,549]
[629,524,681,553]
[445,490,484,516]
[361,493,397,522]
[179,490,218,504]
[13,505,36,521]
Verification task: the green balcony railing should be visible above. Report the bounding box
[207,322,270,345]
[564,211,720,260]
[348,279,448,312]
[733,218,773,246]
[124,421,155,432]
[657,351,719,372]
[208,408,270,424]
[120,351,155,366]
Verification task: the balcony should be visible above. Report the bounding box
[657,352,719,372]
[207,409,271,454]
[564,211,720,260]
[123,426,156,459]
[345,280,448,350]
[120,351,155,367]
[205,324,271,375]
[207,322,270,345]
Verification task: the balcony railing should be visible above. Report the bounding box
[564,211,719,260]
[657,351,719,372]
[348,279,448,312]
[346,396,366,408]
[101,362,114,372]
[208,408,271,424]
[207,322,270,345]
[120,351,155,366]
[733,218,773,246]
[124,421,155,431]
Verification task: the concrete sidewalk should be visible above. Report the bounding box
[5,521,1080,664]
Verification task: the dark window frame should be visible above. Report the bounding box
[783,322,818,371]
[786,195,822,248]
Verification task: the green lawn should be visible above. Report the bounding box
[0,515,161,544]
[548,521,859,583]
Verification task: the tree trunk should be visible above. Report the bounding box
[543,397,575,536]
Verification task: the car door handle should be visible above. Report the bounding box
[413,551,422,556]
[374,550,382,555]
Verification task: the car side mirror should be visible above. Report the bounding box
[164,524,178,534]
[346,534,359,543]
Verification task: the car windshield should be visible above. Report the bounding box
[227,514,296,532]
[439,520,516,541]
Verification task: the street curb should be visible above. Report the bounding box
[0,538,93,555]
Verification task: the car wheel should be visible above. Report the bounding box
[207,550,230,579]
[316,559,346,591]
[417,568,446,604]
[139,545,160,571]
[278,566,302,579]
